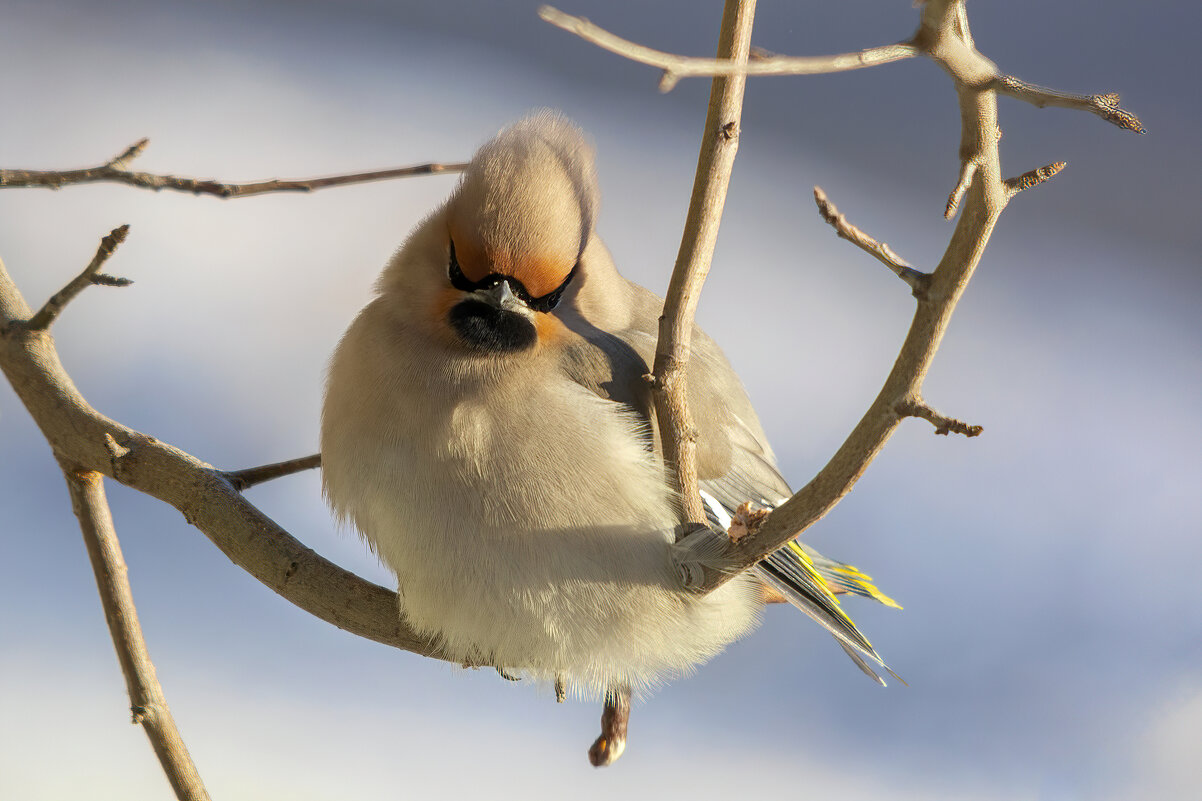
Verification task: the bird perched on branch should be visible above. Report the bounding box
[321,111,899,760]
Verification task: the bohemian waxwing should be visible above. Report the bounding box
[321,112,900,712]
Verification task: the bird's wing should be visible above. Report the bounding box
[562,278,899,683]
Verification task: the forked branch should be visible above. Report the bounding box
[27,225,132,330]
[539,3,1143,141]
[685,0,1125,592]
[539,4,917,92]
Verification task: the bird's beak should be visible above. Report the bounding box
[477,280,528,314]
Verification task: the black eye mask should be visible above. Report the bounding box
[448,239,578,313]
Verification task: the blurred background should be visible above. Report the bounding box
[1,1,1198,799]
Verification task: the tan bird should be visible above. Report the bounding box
[321,112,899,760]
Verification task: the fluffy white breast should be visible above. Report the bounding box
[321,299,761,697]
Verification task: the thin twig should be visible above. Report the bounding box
[1004,161,1066,197]
[813,186,930,297]
[224,453,321,491]
[895,398,982,437]
[108,138,150,170]
[0,138,468,197]
[652,0,757,534]
[539,5,916,92]
[60,463,211,801]
[944,157,980,219]
[587,684,631,767]
[989,75,1145,134]
[28,225,131,330]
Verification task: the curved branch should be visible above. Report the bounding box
[693,0,1012,592]
[0,138,467,197]
[539,5,917,92]
[0,257,442,661]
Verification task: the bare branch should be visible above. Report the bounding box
[27,225,132,330]
[0,138,468,197]
[1004,161,1066,197]
[539,5,917,92]
[651,0,757,534]
[692,0,1006,594]
[1,260,440,659]
[813,186,930,297]
[990,75,1145,134]
[587,684,631,767]
[60,463,211,801]
[225,453,322,491]
[895,398,982,437]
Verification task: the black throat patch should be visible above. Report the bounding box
[448,299,537,353]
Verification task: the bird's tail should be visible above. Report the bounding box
[754,542,901,685]
[805,545,902,610]
[699,488,902,685]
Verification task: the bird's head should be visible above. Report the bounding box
[383,112,599,356]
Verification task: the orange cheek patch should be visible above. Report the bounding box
[430,288,465,342]
[534,311,567,346]
[513,256,572,298]
[448,220,493,283]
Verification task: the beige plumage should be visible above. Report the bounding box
[321,112,897,707]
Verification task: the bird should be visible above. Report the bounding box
[320,111,899,760]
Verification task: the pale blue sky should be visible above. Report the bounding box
[2,1,1199,799]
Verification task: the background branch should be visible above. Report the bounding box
[60,463,211,801]
[0,138,468,198]
[540,4,916,92]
